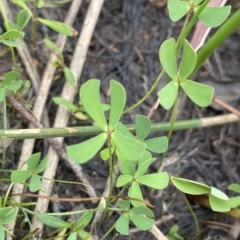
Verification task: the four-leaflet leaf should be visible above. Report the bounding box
[158,38,214,110]
[67,79,146,163]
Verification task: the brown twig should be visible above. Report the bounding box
[213,97,240,118]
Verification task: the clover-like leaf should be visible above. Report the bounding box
[137,172,169,189]
[4,80,22,91]
[171,176,210,195]
[138,150,152,166]
[11,170,31,183]
[179,40,196,79]
[1,30,24,39]
[116,175,133,187]
[158,81,178,110]
[11,0,31,11]
[210,187,229,201]
[180,79,214,107]
[1,40,24,47]
[17,9,31,31]
[80,80,108,131]
[168,0,190,22]
[229,196,240,208]
[145,136,168,153]
[136,115,151,141]
[228,183,240,193]
[0,207,17,224]
[209,194,230,212]
[75,210,93,229]
[29,174,41,192]
[117,200,130,210]
[27,153,41,170]
[36,18,77,36]
[67,232,77,240]
[63,67,76,87]
[115,213,129,235]
[37,214,71,228]
[36,155,49,173]
[120,159,136,176]
[108,80,126,130]
[128,182,144,207]
[3,71,20,85]
[198,6,231,28]
[0,225,4,240]
[112,132,145,161]
[134,158,156,178]
[67,133,107,163]
[159,38,178,80]
[53,97,79,112]
[129,206,154,230]
[116,121,135,139]
[100,148,111,161]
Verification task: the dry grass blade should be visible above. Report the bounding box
[4,0,84,238]
[30,0,105,235]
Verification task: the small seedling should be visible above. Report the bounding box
[11,153,48,192]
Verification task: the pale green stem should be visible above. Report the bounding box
[158,95,178,171]
[100,223,116,240]
[3,183,13,207]
[183,193,200,235]
[2,98,7,166]
[123,69,165,113]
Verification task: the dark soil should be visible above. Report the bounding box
[1,0,240,239]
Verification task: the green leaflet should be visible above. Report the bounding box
[67,133,107,164]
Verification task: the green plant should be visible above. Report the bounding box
[167,225,184,240]
[0,0,240,239]
[11,153,48,192]
[44,38,76,86]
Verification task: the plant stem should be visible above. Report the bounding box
[123,69,165,113]
[158,95,178,171]
[2,98,7,167]
[0,1,19,71]
[1,113,240,139]
[176,0,211,54]
[108,133,113,196]
[100,223,116,240]
[3,183,13,207]
[99,132,113,224]
[183,193,200,235]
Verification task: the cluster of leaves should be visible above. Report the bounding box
[115,200,154,235]
[66,79,146,163]
[66,79,170,234]
[168,0,231,27]
[227,184,240,208]
[0,71,22,101]
[0,9,30,47]
[37,210,94,240]
[11,153,48,192]
[158,38,214,110]
[0,197,17,240]
[171,177,231,212]
[1,0,77,48]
